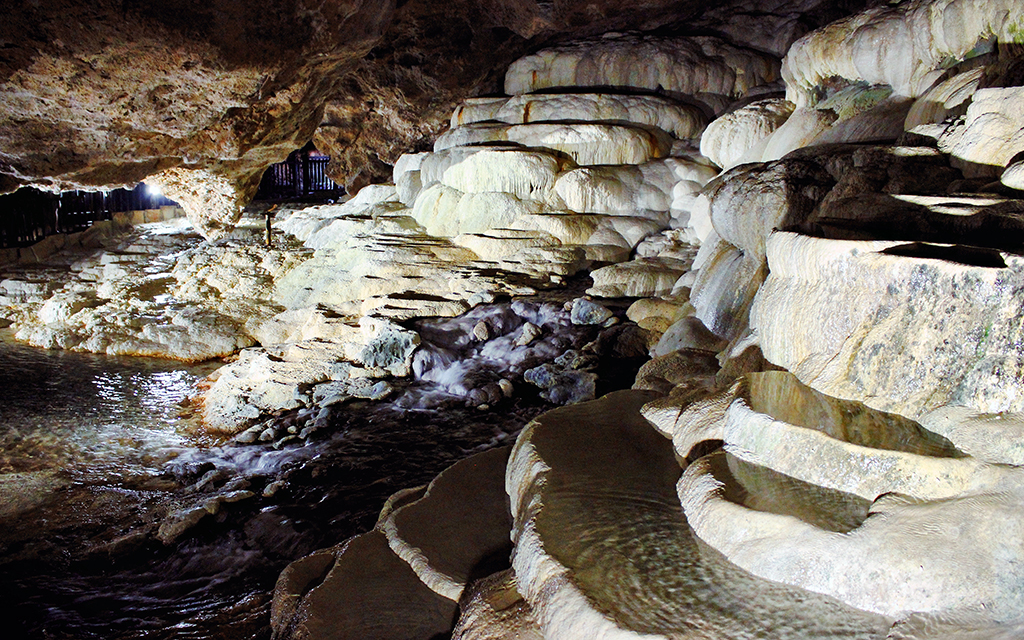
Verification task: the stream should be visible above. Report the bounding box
[0,334,545,639]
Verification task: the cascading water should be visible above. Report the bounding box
[0,330,558,639]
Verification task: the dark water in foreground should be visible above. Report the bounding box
[0,336,543,639]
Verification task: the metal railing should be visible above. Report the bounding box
[255,153,343,200]
[0,184,178,248]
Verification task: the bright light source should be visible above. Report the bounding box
[145,183,162,197]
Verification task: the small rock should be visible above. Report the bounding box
[350,380,393,400]
[259,427,278,442]
[220,489,256,503]
[358,317,421,376]
[498,378,514,398]
[274,435,300,449]
[467,388,489,407]
[313,381,350,405]
[482,383,503,404]
[472,319,491,342]
[554,349,598,371]
[186,468,229,494]
[468,291,497,306]
[203,497,223,515]
[157,506,209,544]
[516,322,541,346]
[233,423,266,444]
[570,298,614,326]
[263,480,286,497]
[223,477,251,492]
[524,364,597,405]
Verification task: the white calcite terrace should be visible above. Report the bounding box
[781,0,1024,106]
[751,232,1024,419]
[504,390,892,639]
[452,93,709,141]
[505,33,782,100]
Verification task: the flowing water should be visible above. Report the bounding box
[0,333,547,639]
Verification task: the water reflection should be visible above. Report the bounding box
[0,335,218,479]
[0,333,539,639]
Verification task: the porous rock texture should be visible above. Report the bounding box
[0,0,394,237]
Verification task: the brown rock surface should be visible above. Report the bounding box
[0,0,393,236]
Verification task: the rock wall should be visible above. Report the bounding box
[0,0,394,237]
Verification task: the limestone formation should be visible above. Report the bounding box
[376,446,513,601]
[506,390,892,639]
[681,451,1024,620]
[451,570,543,640]
[0,215,296,361]
[586,256,692,299]
[505,33,782,101]
[664,372,1024,621]
[271,531,459,640]
[700,98,795,169]
[781,0,1024,106]
[938,87,1024,178]
[904,66,984,130]
[434,122,672,166]
[454,93,709,141]
[752,232,1024,419]
[7,1,1024,636]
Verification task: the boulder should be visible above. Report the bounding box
[652,315,726,357]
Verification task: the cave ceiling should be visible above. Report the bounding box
[0,1,872,205]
